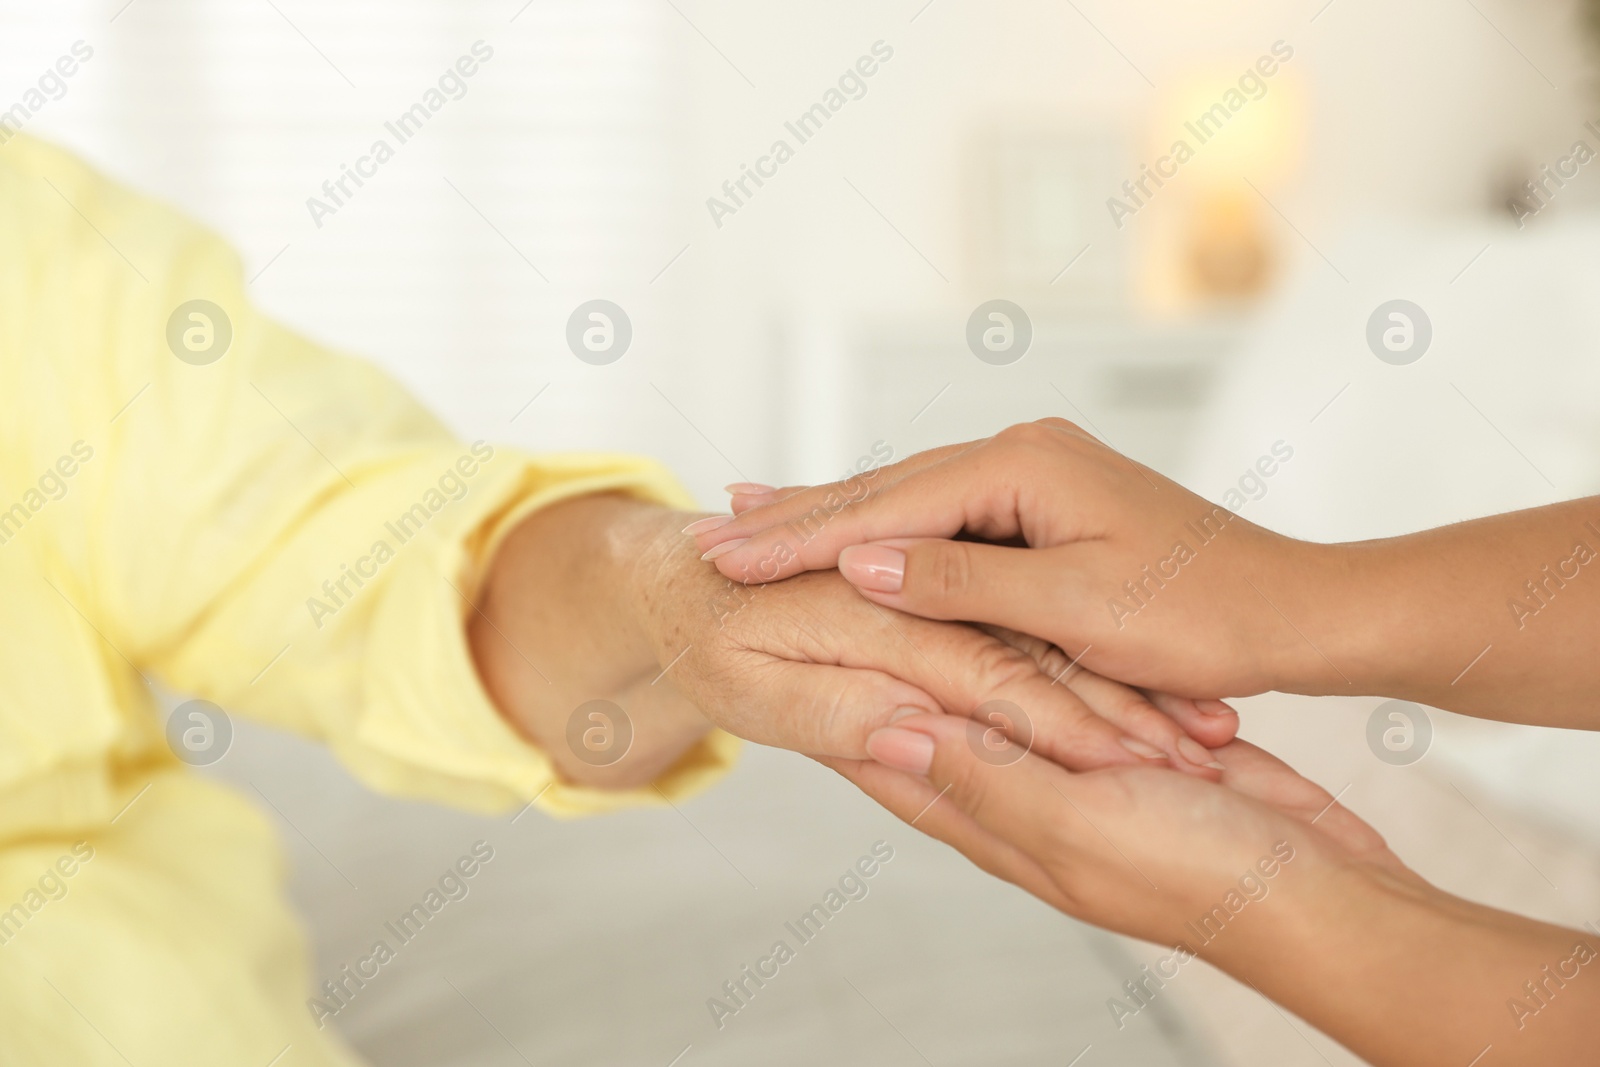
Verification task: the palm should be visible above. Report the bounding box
[1201,739,1403,874]
[821,733,1413,946]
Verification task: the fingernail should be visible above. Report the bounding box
[890,706,927,722]
[1177,736,1223,769]
[726,482,776,495]
[866,727,935,775]
[1196,700,1236,717]
[700,538,748,562]
[840,544,905,594]
[682,514,735,536]
[1121,737,1167,761]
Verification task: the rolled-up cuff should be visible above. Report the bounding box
[351,450,738,817]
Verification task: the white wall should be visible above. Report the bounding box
[8,0,1593,495]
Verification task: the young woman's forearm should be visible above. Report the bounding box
[1216,862,1600,1066]
[1286,497,1600,727]
[468,493,713,789]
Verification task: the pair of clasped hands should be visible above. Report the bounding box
[683,418,1397,945]
[665,417,1600,1066]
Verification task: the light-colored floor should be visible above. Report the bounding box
[208,718,1222,1067]
[202,679,1600,1067]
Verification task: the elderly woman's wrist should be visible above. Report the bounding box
[470,494,678,752]
[605,503,707,660]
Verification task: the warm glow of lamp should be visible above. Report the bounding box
[1151,64,1304,185]
[1134,56,1306,311]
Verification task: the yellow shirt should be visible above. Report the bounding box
[0,135,735,1065]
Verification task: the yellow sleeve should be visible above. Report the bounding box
[0,136,737,817]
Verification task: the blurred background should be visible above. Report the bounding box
[9,0,1600,1063]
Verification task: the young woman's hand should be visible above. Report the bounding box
[824,719,1600,1067]
[705,421,1600,729]
[694,419,1333,699]
[827,716,1404,948]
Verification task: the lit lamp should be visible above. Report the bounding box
[1137,58,1304,311]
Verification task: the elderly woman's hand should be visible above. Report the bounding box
[471,493,1238,788]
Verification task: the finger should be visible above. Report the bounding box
[778,554,1224,776]
[1207,740,1403,873]
[860,713,1087,862]
[722,441,980,518]
[723,453,963,514]
[951,642,1223,777]
[696,439,1028,582]
[730,490,778,514]
[1055,669,1227,777]
[825,603,1162,775]
[836,537,1092,654]
[698,419,1108,572]
[1203,739,1336,812]
[727,656,944,759]
[729,484,806,514]
[724,571,1156,775]
[1137,688,1241,750]
[699,419,1108,568]
[976,622,1238,760]
[980,623,1220,774]
[716,422,1097,543]
[814,753,1072,912]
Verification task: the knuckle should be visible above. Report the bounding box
[1099,683,1158,724]
[1033,416,1079,433]
[1130,695,1175,734]
[988,421,1089,475]
[943,740,995,821]
[919,541,976,604]
[987,625,1069,679]
[692,645,751,705]
[1025,638,1074,679]
[710,594,758,649]
[1033,416,1091,443]
[829,672,911,750]
[808,676,861,753]
[965,639,1040,700]
[993,420,1060,452]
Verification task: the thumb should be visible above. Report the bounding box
[840,538,1079,641]
[864,712,1080,861]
